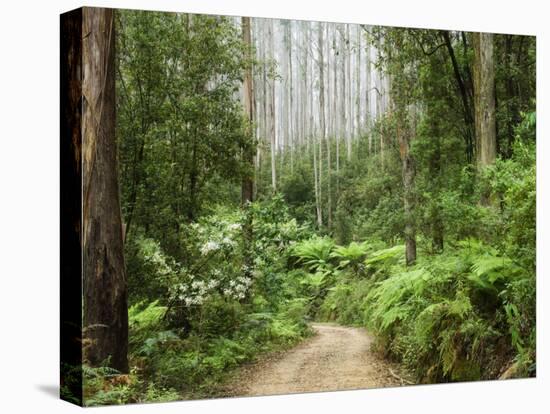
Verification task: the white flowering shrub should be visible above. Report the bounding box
[127,199,312,326]
[162,209,257,316]
[120,199,315,398]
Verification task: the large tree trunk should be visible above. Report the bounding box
[241,16,255,284]
[473,32,497,170]
[473,32,497,205]
[82,7,128,373]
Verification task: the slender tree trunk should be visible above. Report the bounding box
[313,136,322,228]
[375,37,385,166]
[241,17,254,204]
[431,127,444,252]
[355,26,361,140]
[260,21,268,188]
[441,31,475,163]
[269,20,277,191]
[324,25,332,229]
[318,23,328,228]
[366,39,372,152]
[288,21,295,172]
[346,25,352,161]
[338,26,345,185]
[332,28,338,142]
[82,7,128,373]
[304,22,310,154]
[398,117,417,266]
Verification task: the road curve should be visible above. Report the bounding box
[222,323,404,397]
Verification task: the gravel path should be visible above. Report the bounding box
[222,323,406,397]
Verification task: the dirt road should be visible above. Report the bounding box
[223,323,407,397]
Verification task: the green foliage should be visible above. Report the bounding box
[312,236,534,383]
[87,194,313,405]
[318,278,374,325]
[83,365,180,406]
[105,12,535,405]
[330,241,371,272]
[117,10,253,257]
[364,245,406,275]
[291,236,335,273]
[128,300,167,352]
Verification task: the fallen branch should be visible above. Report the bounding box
[389,368,415,386]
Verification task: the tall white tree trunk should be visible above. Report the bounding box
[268,19,277,191]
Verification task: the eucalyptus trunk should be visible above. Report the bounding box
[82,7,128,373]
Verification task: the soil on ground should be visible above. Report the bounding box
[221,323,409,397]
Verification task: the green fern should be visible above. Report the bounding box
[364,244,406,274]
[460,241,524,292]
[291,236,335,272]
[330,241,371,271]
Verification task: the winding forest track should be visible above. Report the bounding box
[222,323,406,397]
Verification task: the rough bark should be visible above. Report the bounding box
[398,118,417,266]
[241,16,254,205]
[473,32,497,206]
[473,32,497,170]
[82,7,128,373]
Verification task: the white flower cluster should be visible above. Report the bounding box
[172,282,206,306]
[172,273,253,307]
[222,276,252,300]
[200,240,220,255]
[237,276,253,287]
[191,280,208,294]
[227,223,242,232]
[221,236,237,248]
[199,234,237,256]
[184,296,205,306]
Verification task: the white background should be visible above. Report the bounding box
[0,0,547,412]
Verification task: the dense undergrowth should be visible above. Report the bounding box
[76,12,536,404]
[316,239,535,382]
[82,197,314,406]
[81,113,535,405]
[312,117,536,382]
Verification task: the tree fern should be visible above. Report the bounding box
[364,244,406,274]
[330,241,371,272]
[291,236,335,272]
